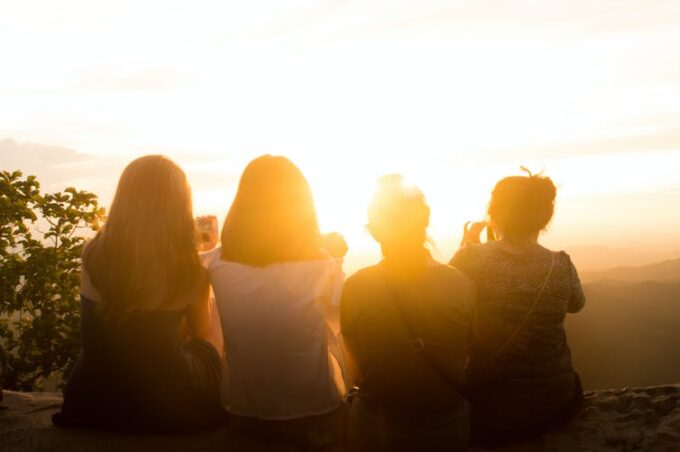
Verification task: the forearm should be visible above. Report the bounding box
[186,284,215,341]
[186,305,211,340]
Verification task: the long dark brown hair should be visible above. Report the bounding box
[83,155,203,316]
[220,155,322,266]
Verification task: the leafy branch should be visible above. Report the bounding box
[0,170,104,391]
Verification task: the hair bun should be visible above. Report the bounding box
[488,170,557,239]
[530,175,556,202]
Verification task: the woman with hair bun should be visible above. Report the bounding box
[450,169,585,447]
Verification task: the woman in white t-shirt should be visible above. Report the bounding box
[204,155,347,448]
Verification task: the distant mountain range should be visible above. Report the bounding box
[581,257,680,283]
[566,244,680,274]
[567,258,680,390]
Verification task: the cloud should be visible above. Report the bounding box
[77,67,188,92]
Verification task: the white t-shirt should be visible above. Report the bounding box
[202,248,347,420]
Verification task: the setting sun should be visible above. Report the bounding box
[3,1,680,274]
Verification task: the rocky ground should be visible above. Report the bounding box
[1,385,679,451]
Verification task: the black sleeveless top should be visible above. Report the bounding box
[54,297,223,433]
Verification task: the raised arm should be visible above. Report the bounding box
[321,232,348,335]
[185,270,223,353]
[460,221,488,247]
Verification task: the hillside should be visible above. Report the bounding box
[566,245,680,274]
[567,280,680,390]
[581,257,680,283]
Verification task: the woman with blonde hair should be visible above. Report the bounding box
[53,155,225,433]
[203,155,347,448]
[451,170,585,446]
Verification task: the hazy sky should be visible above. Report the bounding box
[2,1,680,271]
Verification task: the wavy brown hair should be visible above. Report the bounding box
[220,155,322,266]
[83,155,203,316]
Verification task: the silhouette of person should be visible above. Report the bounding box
[450,169,585,447]
[53,155,225,433]
[202,155,347,448]
[342,175,475,452]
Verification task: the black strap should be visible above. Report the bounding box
[380,271,468,397]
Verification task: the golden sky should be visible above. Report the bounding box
[2,1,680,271]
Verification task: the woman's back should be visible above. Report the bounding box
[205,249,345,420]
[451,242,585,380]
[451,241,585,445]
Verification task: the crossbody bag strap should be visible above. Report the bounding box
[380,270,468,397]
[489,252,557,361]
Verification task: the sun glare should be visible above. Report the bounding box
[4,1,680,271]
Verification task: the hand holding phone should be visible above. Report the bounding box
[195,215,219,252]
[461,221,492,247]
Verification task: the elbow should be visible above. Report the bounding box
[568,300,586,314]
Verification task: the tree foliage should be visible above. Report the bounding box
[0,170,104,391]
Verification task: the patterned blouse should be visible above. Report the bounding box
[450,242,585,380]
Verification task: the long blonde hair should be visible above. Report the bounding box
[83,155,203,316]
[220,155,322,266]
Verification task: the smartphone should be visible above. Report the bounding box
[195,216,218,244]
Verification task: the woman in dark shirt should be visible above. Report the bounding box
[53,155,225,433]
[450,171,585,446]
[342,175,475,452]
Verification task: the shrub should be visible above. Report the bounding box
[0,170,104,391]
